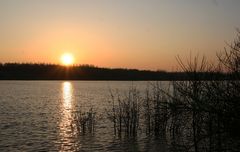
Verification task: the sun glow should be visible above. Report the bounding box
[61,53,74,66]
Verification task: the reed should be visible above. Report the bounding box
[74,107,96,134]
[106,87,140,137]
[143,82,169,136]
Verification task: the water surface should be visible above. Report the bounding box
[0,81,168,152]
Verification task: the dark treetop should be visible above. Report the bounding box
[0,63,227,80]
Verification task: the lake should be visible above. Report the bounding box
[0,81,169,152]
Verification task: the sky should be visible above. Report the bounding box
[0,0,240,70]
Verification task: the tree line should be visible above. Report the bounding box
[0,63,227,80]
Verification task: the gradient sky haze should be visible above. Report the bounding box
[0,0,240,70]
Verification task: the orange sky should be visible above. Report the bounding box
[0,0,240,70]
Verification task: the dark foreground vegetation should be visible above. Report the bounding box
[74,31,240,152]
[109,32,240,151]
[0,63,227,81]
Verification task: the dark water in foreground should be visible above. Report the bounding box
[0,81,168,152]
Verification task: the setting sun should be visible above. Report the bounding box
[61,53,74,66]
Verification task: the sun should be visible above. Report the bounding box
[61,53,74,66]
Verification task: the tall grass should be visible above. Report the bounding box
[143,83,169,136]
[106,87,141,137]
[74,107,96,134]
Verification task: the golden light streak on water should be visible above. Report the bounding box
[59,81,76,151]
[62,82,73,110]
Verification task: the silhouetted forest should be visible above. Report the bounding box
[0,63,227,80]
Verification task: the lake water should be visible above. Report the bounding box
[0,81,169,152]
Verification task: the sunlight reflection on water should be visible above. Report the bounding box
[59,81,76,151]
[62,82,73,110]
